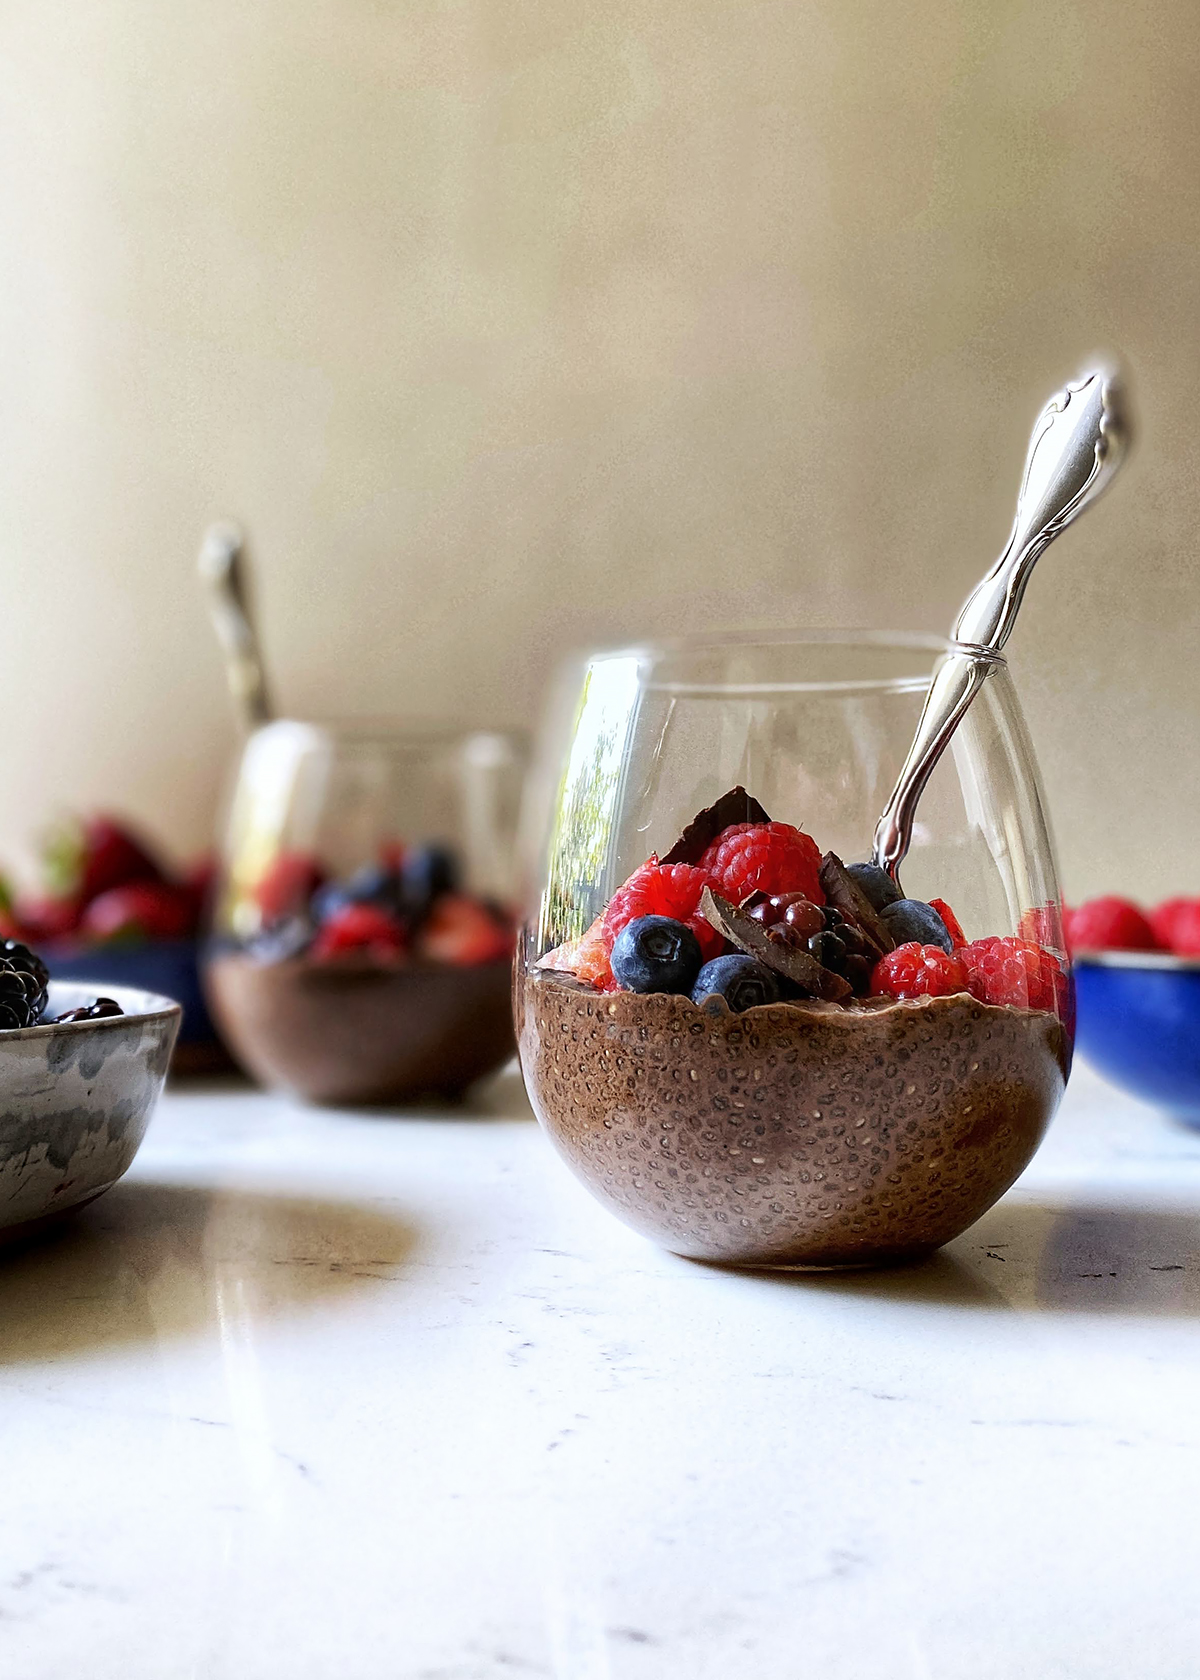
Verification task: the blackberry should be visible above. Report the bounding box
[54,996,124,1023]
[0,940,50,1029]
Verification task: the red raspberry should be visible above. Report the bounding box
[929,897,967,951]
[1149,897,1200,956]
[871,942,967,1000]
[601,859,722,961]
[699,822,823,907]
[1068,896,1159,953]
[311,903,406,961]
[960,936,1067,1013]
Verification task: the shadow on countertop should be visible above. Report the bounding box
[750,1197,1200,1318]
[272,1063,537,1123]
[0,1178,419,1368]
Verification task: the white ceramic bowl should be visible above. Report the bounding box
[0,981,181,1241]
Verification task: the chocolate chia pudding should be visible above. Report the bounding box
[208,952,514,1105]
[517,970,1068,1268]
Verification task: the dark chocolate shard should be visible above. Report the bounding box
[819,853,895,957]
[699,887,851,1003]
[661,786,771,866]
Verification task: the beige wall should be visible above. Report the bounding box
[0,0,1196,898]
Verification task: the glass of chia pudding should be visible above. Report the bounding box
[515,631,1072,1268]
[205,722,525,1104]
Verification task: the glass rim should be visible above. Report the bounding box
[575,628,1005,696]
[247,716,528,749]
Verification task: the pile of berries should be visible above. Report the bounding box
[0,815,212,949]
[1064,894,1200,958]
[0,937,122,1030]
[249,842,514,968]
[546,797,1069,1017]
[746,894,875,994]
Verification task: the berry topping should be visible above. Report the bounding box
[661,787,772,866]
[929,897,967,951]
[248,917,315,963]
[698,886,851,1001]
[602,860,723,961]
[691,953,781,1012]
[401,845,460,919]
[1068,896,1160,953]
[571,914,617,990]
[81,881,200,944]
[700,822,824,907]
[54,997,123,1023]
[255,852,326,923]
[0,940,49,1030]
[746,893,825,939]
[871,942,968,1001]
[845,862,903,912]
[610,915,703,995]
[1148,897,1200,956]
[879,898,953,954]
[312,863,402,924]
[417,896,513,965]
[310,903,407,961]
[959,936,1067,1014]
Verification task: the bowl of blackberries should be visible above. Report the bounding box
[203,721,524,1105]
[0,937,181,1240]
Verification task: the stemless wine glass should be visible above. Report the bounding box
[515,631,1072,1269]
[204,721,525,1105]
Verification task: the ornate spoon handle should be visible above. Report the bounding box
[198,522,273,732]
[873,365,1129,883]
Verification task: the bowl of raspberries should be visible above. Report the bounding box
[0,936,180,1241]
[1066,894,1200,1126]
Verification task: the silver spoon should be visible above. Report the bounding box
[198,521,273,733]
[873,364,1130,885]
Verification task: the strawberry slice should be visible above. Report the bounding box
[311,903,407,961]
[254,852,326,922]
[418,897,514,966]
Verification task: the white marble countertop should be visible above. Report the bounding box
[3,1060,1199,1679]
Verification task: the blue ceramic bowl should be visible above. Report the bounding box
[1074,953,1200,1125]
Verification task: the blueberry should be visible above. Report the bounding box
[691,953,781,1013]
[611,915,702,995]
[845,862,903,911]
[401,844,460,917]
[879,898,953,953]
[312,863,401,923]
[248,915,314,962]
